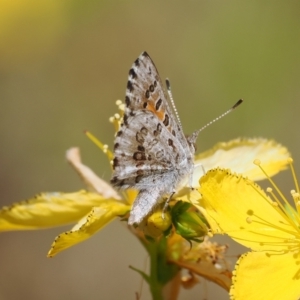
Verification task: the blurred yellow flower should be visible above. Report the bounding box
[199,159,300,300]
[0,0,65,69]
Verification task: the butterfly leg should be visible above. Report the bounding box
[161,191,175,219]
[189,163,205,189]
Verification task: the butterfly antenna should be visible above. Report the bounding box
[196,99,243,135]
[165,79,183,128]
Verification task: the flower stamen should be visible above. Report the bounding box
[253,159,300,230]
[288,158,299,194]
[85,130,113,161]
[254,159,292,210]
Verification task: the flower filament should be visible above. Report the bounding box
[247,158,300,258]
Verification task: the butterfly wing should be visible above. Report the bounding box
[128,188,162,225]
[111,110,189,190]
[124,52,188,145]
[111,52,194,224]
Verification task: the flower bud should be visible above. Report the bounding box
[171,201,208,242]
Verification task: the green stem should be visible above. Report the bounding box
[140,236,180,300]
[147,241,164,300]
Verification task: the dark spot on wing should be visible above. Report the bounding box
[112,157,119,169]
[154,123,162,136]
[141,127,148,135]
[157,123,162,132]
[114,143,119,150]
[137,169,144,176]
[168,139,176,151]
[127,80,134,92]
[137,145,145,152]
[145,90,150,99]
[163,114,169,126]
[129,68,137,79]
[136,161,145,168]
[149,84,154,92]
[117,130,123,137]
[111,176,118,184]
[136,132,144,144]
[135,175,143,183]
[133,152,147,161]
[123,114,128,125]
[134,58,140,67]
[149,139,158,147]
[143,102,148,109]
[168,139,174,146]
[155,98,162,111]
[155,149,164,159]
[125,96,130,107]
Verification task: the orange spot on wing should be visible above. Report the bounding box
[147,101,165,121]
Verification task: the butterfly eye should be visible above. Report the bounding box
[193,143,197,152]
[190,143,197,153]
[186,138,197,153]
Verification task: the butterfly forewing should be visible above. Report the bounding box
[125,52,187,141]
[111,52,195,224]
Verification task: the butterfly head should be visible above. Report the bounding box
[186,129,200,155]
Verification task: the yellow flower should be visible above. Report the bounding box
[0,147,130,257]
[194,138,290,183]
[0,98,295,300]
[199,159,300,300]
[0,100,291,259]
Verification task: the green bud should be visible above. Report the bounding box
[171,201,209,242]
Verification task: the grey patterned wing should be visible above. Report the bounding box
[111,110,188,189]
[125,52,188,144]
[128,188,162,225]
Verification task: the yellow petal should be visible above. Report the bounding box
[0,190,115,231]
[199,169,295,250]
[66,148,121,199]
[123,188,138,206]
[48,200,130,257]
[230,251,300,300]
[194,138,290,182]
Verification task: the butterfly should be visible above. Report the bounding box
[110,51,201,225]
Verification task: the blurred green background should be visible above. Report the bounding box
[1,1,300,299]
